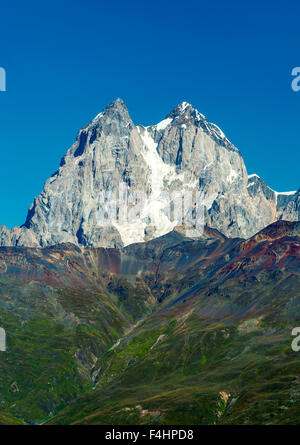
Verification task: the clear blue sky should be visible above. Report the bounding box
[0,0,299,228]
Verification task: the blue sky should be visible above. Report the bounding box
[0,0,299,228]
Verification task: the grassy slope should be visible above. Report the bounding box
[1,223,300,425]
[0,243,158,424]
[0,411,26,425]
[48,267,300,425]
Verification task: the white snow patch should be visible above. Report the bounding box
[113,221,146,245]
[209,123,226,139]
[227,169,239,184]
[114,128,188,246]
[139,128,185,237]
[178,101,190,112]
[274,190,297,197]
[92,111,103,121]
[203,193,218,209]
[156,117,173,131]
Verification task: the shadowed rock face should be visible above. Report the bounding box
[278,190,300,221]
[0,221,300,424]
[0,99,298,248]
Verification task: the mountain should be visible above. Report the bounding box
[0,99,298,248]
[0,220,300,424]
[0,100,299,425]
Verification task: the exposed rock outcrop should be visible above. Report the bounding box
[0,99,298,247]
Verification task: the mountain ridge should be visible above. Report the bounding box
[0,99,299,248]
[0,218,299,424]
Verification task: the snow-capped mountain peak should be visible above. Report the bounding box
[0,99,299,248]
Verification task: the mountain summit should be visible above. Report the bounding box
[0,99,298,248]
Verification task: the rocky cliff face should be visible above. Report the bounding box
[277,190,300,221]
[0,99,298,247]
